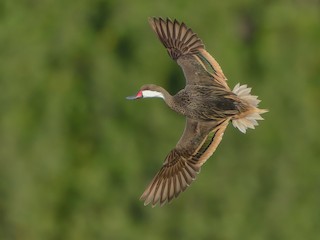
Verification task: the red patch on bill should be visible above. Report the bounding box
[136,90,143,98]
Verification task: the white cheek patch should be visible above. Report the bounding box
[142,90,165,99]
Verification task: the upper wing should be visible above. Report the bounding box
[140,118,230,207]
[149,17,229,89]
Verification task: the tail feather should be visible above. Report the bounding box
[232,83,268,133]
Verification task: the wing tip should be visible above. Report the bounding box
[140,157,201,207]
[148,16,204,60]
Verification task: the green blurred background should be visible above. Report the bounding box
[1,0,319,239]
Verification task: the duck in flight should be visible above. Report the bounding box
[127,17,268,207]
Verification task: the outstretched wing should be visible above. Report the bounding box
[140,118,230,207]
[149,17,229,89]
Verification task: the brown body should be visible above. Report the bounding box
[145,84,244,121]
[128,17,267,207]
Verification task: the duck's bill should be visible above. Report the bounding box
[126,91,143,100]
[126,95,139,100]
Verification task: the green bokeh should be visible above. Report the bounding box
[0,0,319,239]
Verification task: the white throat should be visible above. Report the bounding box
[142,90,165,99]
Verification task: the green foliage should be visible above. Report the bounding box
[0,0,319,239]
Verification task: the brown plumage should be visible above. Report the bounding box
[127,17,268,207]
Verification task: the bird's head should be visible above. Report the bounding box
[126,84,165,100]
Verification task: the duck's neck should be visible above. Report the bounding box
[143,85,180,112]
[153,86,174,107]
